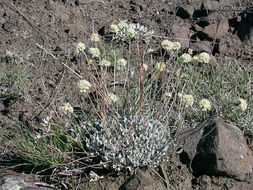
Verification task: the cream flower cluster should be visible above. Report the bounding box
[117,58,127,67]
[89,48,100,58]
[155,62,166,72]
[179,52,211,64]
[100,59,111,67]
[199,99,212,111]
[180,94,194,107]
[90,33,100,42]
[161,40,181,51]
[78,79,91,93]
[61,103,73,114]
[107,93,118,104]
[238,98,247,111]
[75,42,86,53]
[110,21,154,41]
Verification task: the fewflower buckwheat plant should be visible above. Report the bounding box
[238,98,247,111]
[78,79,91,93]
[89,48,100,58]
[199,99,211,111]
[198,52,210,63]
[75,42,86,53]
[179,53,192,63]
[161,40,174,51]
[61,103,73,114]
[90,33,100,42]
[143,63,148,71]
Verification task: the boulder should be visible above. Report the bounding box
[179,116,253,181]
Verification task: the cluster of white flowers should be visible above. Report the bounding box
[107,93,118,104]
[110,21,154,41]
[143,63,148,71]
[161,40,181,51]
[179,53,192,63]
[238,98,247,111]
[61,103,73,114]
[199,99,212,111]
[89,47,100,58]
[117,58,127,67]
[179,52,211,64]
[78,79,91,93]
[100,59,111,67]
[155,62,166,72]
[90,33,100,42]
[179,94,194,107]
[75,42,86,53]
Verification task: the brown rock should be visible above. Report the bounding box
[218,38,227,55]
[172,23,191,48]
[176,5,195,19]
[123,177,140,190]
[231,182,253,190]
[190,41,212,53]
[202,19,229,39]
[179,116,253,181]
[136,171,155,187]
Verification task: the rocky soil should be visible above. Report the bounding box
[0,0,253,189]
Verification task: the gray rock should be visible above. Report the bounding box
[171,23,191,48]
[231,182,253,190]
[176,5,195,19]
[0,175,53,190]
[179,116,253,181]
[190,41,212,53]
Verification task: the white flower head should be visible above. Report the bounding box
[89,48,100,58]
[117,21,128,29]
[107,93,118,104]
[78,79,91,93]
[147,48,155,54]
[143,63,148,71]
[199,52,210,63]
[199,99,211,111]
[41,116,51,127]
[61,103,73,114]
[127,27,137,38]
[192,56,200,64]
[238,98,247,111]
[109,24,119,33]
[188,48,193,55]
[172,42,181,51]
[179,53,192,63]
[161,40,174,51]
[100,59,111,67]
[156,62,166,72]
[117,58,127,67]
[90,33,100,42]
[163,92,172,99]
[75,42,85,53]
[181,94,194,107]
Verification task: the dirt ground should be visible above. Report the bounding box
[0,0,253,189]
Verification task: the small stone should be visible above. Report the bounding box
[3,20,19,33]
[202,0,219,11]
[190,41,212,54]
[123,177,140,190]
[136,171,155,187]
